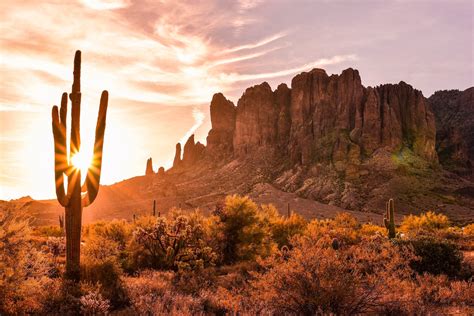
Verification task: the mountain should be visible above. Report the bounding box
[156,68,473,224]
[2,68,473,225]
[429,88,474,180]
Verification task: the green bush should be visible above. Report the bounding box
[261,204,307,248]
[210,195,276,264]
[406,236,463,278]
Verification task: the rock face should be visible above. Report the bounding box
[157,167,165,176]
[145,158,154,175]
[172,143,182,168]
[162,67,438,175]
[233,82,291,156]
[182,134,205,167]
[206,93,236,157]
[429,88,474,179]
[203,68,437,172]
[288,69,437,169]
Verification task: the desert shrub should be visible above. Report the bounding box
[360,223,386,236]
[401,211,450,235]
[34,225,64,237]
[42,280,113,315]
[84,219,132,250]
[304,212,360,245]
[80,286,110,315]
[130,214,216,271]
[44,236,66,277]
[41,279,83,314]
[464,223,474,236]
[81,257,127,309]
[210,195,276,264]
[0,211,56,314]
[125,271,205,315]
[81,234,128,309]
[413,274,474,306]
[248,235,416,315]
[261,204,307,248]
[402,236,463,278]
[83,235,120,263]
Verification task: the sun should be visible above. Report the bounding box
[70,151,92,176]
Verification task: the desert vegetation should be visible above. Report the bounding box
[0,195,473,315]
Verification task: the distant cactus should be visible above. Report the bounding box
[281,245,290,260]
[51,51,109,280]
[153,200,156,216]
[331,238,340,250]
[287,203,291,218]
[58,214,64,231]
[383,199,396,239]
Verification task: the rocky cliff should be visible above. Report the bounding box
[429,88,474,179]
[143,68,473,220]
[201,68,437,171]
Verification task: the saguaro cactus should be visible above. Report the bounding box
[153,200,156,216]
[51,50,108,280]
[58,214,64,231]
[383,198,396,239]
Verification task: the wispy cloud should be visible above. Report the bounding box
[218,54,358,83]
[179,107,206,145]
[219,32,288,55]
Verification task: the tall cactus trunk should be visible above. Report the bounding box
[51,50,109,281]
[65,172,82,279]
[383,198,396,239]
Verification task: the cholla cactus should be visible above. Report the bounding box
[133,216,216,270]
[383,199,396,239]
[51,51,109,280]
[80,290,110,315]
[46,237,66,258]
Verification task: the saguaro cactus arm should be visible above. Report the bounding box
[82,90,108,207]
[69,50,81,158]
[52,93,70,207]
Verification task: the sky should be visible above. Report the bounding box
[0,0,472,200]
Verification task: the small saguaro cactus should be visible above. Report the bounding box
[153,200,156,216]
[51,51,109,280]
[383,198,396,239]
[59,214,64,231]
[331,238,340,250]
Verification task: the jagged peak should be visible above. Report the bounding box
[145,157,154,175]
[241,81,272,97]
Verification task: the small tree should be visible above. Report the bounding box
[210,195,275,264]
